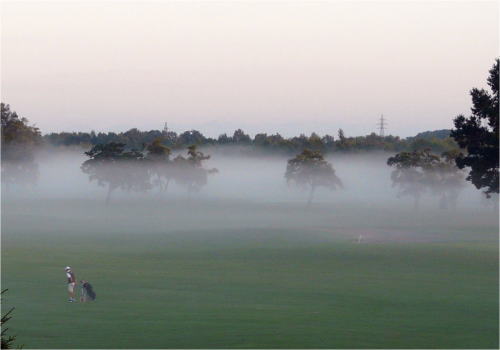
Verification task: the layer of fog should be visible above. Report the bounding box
[4,147,493,208]
[3,147,498,246]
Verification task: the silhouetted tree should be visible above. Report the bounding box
[145,138,172,192]
[427,150,466,210]
[1,103,41,188]
[387,149,465,210]
[321,134,335,148]
[387,149,439,209]
[1,289,21,349]
[285,149,342,205]
[176,130,207,147]
[217,133,231,144]
[307,132,325,152]
[81,142,151,204]
[232,129,251,144]
[171,145,217,193]
[451,59,499,197]
[335,128,357,152]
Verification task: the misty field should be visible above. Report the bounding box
[2,195,498,349]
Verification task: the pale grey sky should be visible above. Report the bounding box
[1,1,498,137]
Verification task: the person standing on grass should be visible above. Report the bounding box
[65,266,76,302]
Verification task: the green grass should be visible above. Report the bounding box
[1,199,498,348]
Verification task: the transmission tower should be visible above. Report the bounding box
[377,115,387,137]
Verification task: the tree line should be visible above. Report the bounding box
[42,127,459,155]
[1,59,498,204]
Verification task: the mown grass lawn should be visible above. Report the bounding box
[2,221,498,349]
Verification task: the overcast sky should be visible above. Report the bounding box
[1,1,498,137]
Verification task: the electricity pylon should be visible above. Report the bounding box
[377,115,387,137]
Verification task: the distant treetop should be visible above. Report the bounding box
[411,129,451,140]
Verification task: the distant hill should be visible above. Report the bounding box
[411,129,451,140]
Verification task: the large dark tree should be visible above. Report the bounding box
[81,142,151,203]
[451,59,499,197]
[285,149,342,205]
[1,103,41,187]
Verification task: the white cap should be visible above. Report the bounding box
[65,266,71,271]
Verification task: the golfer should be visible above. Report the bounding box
[65,266,76,302]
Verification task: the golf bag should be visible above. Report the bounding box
[81,282,96,301]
